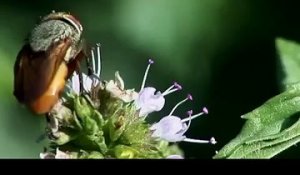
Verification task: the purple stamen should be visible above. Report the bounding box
[187,94,193,101]
[181,108,208,123]
[187,110,193,116]
[203,107,208,114]
[173,82,182,90]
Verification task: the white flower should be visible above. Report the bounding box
[105,71,138,102]
[150,94,216,144]
[134,87,165,117]
[55,148,72,159]
[134,59,182,117]
[40,148,72,159]
[40,152,55,159]
[151,115,187,142]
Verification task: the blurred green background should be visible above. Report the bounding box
[1,0,300,158]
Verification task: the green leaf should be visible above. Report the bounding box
[213,83,300,159]
[85,151,104,159]
[76,150,104,159]
[113,145,140,158]
[72,131,107,153]
[53,130,77,145]
[108,104,136,142]
[108,111,127,142]
[276,38,300,89]
[74,96,99,134]
[119,120,150,145]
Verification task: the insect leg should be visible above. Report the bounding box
[75,60,85,94]
[86,48,93,77]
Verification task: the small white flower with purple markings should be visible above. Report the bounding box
[135,59,182,117]
[150,94,216,144]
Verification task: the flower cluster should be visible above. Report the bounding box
[40,44,216,159]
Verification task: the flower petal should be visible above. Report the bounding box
[71,73,80,94]
[70,72,93,95]
[40,152,55,159]
[105,75,138,103]
[135,87,165,116]
[150,115,186,142]
[83,74,93,92]
[55,148,71,159]
[166,155,184,159]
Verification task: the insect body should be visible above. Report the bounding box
[13,11,85,114]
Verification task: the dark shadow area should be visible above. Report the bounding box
[280,113,300,132]
[182,0,300,158]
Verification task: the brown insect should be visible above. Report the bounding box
[13,11,87,115]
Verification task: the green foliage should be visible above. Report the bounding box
[214,38,300,159]
[44,85,182,159]
[276,38,300,90]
